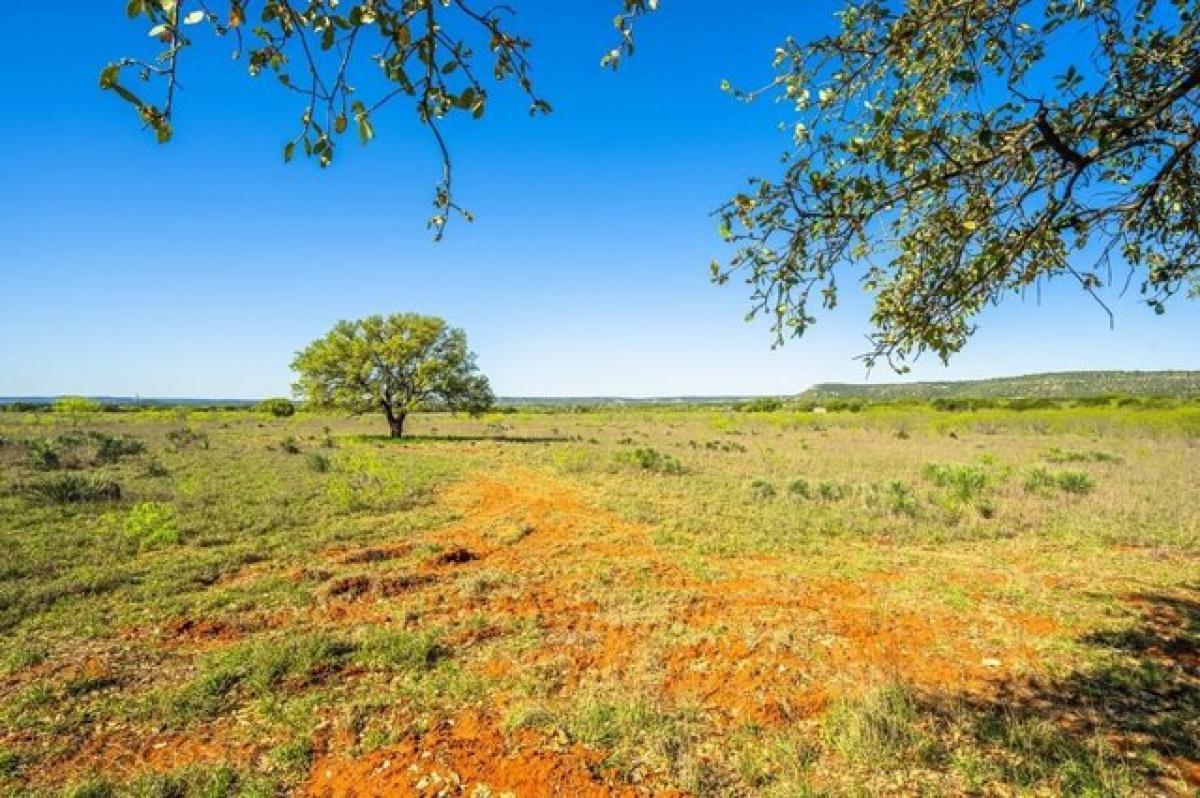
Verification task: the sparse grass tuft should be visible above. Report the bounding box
[822,682,934,766]
[23,473,121,504]
[355,629,445,672]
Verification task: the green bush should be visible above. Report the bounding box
[787,478,812,499]
[25,474,121,504]
[616,447,683,475]
[26,439,61,470]
[306,452,331,473]
[1025,467,1095,495]
[257,397,296,418]
[23,431,144,470]
[92,433,146,463]
[748,479,777,500]
[922,463,991,503]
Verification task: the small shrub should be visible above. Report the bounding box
[816,480,846,501]
[0,747,22,779]
[167,427,209,451]
[1026,467,1095,495]
[280,436,302,454]
[25,474,121,504]
[787,478,812,499]
[922,463,991,503]
[25,431,145,470]
[748,479,777,501]
[616,447,683,475]
[257,397,296,418]
[26,438,61,470]
[142,458,170,478]
[1055,470,1095,494]
[92,433,145,463]
[882,481,919,517]
[306,452,331,473]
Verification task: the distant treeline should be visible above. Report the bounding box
[0,401,257,413]
[800,370,1200,402]
[771,395,1200,413]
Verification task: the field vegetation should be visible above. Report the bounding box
[0,401,1197,796]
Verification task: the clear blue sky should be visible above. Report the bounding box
[1,2,1196,399]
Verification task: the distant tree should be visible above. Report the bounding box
[291,314,493,438]
[105,2,1199,366]
[53,397,102,425]
[257,397,296,418]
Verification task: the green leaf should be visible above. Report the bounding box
[99,64,121,90]
[356,113,375,145]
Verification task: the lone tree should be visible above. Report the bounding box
[105,1,1199,366]
[291,314,493,438]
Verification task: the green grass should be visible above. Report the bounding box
[0,405,1197,796]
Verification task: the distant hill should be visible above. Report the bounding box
[800,371,1200,401]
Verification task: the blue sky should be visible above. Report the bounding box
[1,2,1197,399]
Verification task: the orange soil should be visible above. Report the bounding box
[306,712,677,798]
[302,470,1062,793]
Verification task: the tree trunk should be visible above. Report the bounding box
[383,403,406,438]
[381,401,404,438]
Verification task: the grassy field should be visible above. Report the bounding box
[1,405,1198,797]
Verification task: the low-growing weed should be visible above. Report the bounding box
[101,502,180,549]
[1024,467,1096,495]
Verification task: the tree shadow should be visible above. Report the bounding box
[922,585,1200,792]
[354,434,573,445]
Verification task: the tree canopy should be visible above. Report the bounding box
[291,314,493,437]
[105,1,1200,367]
